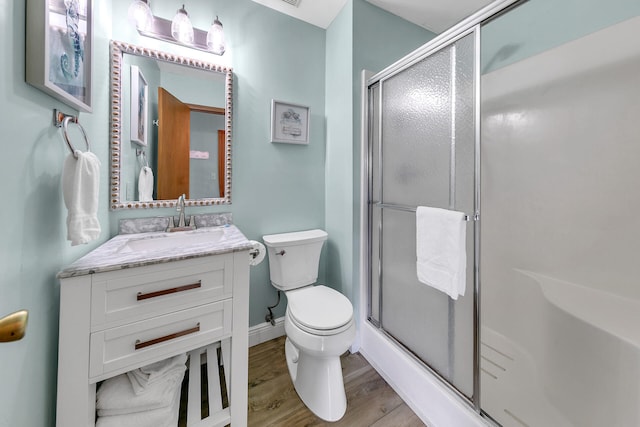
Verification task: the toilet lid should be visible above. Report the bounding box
[286,285,353,331]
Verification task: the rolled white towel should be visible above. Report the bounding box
[127,353,187,395]
[416,206,467,300]
[138,166,154,201]
[62,150,101,245]
[96,364,185,416]
[95,383,181,427]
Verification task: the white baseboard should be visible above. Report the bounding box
[248,316,285,347]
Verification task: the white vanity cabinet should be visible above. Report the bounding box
[56,246,250,427]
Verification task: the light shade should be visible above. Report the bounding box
[171,5,194,44]
[206,16,226,55]
[127,0,153,31]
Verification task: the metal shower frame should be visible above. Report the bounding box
[362,0,527,419]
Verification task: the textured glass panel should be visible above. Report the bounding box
[451,34,476,397]
[369,207,381,322]
[375,33,477,398]
[370,83,381,203]
[454,35,476,216]
[380,208,451,376]
[381,48,452,208]
[368,83,381,323]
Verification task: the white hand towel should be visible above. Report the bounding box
[61,151,101,246]
[95,383,181,427]
[138,166,154,201]
[127,353,187,395]
[416,206,467,300]
[96,362,185,416]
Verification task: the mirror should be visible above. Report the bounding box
[109,40,233,210]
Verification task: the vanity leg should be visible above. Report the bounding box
[220,338,231,398]
[56,276,95,427]
[230,251,249,426]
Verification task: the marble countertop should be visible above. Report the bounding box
[58,224,253,278]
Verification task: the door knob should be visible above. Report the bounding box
[0,310,28,343]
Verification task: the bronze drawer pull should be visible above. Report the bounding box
[135,323,200,350]
[136,281,202,301]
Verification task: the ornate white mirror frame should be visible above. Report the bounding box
[109,40,233,210]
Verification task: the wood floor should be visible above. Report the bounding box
[247,336,426,427]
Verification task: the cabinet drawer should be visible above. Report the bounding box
[91,255,233,330]
[89,300,232,382]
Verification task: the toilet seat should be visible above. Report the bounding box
[286,285,353,336]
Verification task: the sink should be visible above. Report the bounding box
[118,228,225,254]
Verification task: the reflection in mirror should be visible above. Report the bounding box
[109,40,232,210]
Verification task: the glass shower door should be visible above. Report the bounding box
[368,31,477,398]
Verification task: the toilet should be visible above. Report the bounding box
[262,229,355,422]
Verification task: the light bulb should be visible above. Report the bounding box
[127,0,153,32]
[171,4,194,44]
[206,16,226,55]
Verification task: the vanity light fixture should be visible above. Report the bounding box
[171,5,194,44]
[206,16,226,55]
[127,0,153,32]
[128,1,226,55]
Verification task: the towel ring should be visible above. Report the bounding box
[136,149,149,168]
[54,109,90,159]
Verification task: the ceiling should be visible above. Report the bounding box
[251,0,495,33]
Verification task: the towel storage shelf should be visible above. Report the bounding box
[183,342,231,427]
[56,251,249,427]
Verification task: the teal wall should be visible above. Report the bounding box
[324,0,433,332]
[482,0,640,73]
[1,0,326,424]
[190,112,224,199]
[0,1,112,425]
[108,0,328,329]
[121,55,161,201]
[325,2,354,299]
[350,0,435,323]
[0,0,435,423]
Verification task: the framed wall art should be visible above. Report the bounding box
[270,100,310,144]
[130,65,148,146]
[26,0,93,113]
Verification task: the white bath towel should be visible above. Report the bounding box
[127,353,187,395]
[95,382,181,427]
[416,206,467,300]
[138,166,154,201]
[61,150,101,245]
[96,363,185,416]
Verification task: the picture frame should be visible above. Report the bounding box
[270,100,310,144]
[26,0,93,113]
[130,65,149,146]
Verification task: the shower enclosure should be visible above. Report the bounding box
[362,1,640,425]
[367,28,478,400]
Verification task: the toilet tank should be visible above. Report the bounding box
[262,229,328,291]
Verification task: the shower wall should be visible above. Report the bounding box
[362,2,640,426]
[480,15,640,427]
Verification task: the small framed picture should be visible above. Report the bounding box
[130,65,148,146]
[270,100,310,144]
[26,0,93,112]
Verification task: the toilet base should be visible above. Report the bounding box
[285,337,347,422]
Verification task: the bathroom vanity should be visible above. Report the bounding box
[56,222,252,427]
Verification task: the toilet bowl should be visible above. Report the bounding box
[262,230,355,422]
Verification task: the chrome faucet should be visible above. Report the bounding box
[177,194,186,227]
[166,194,196,232]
